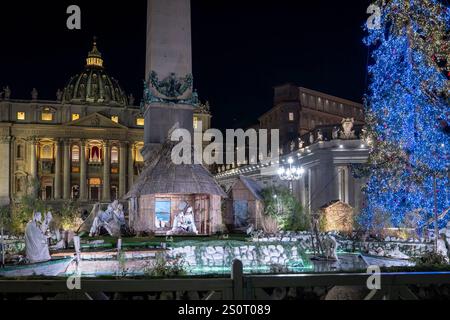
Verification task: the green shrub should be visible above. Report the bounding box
[414,251,448,267]
[144,253,186,277]
[9,194,46,235]
[261,186,309,232]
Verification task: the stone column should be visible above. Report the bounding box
[0,136,11,205]
[28,137,38,197]
[119,142,127,198]
[29,137,38,181]
[54,139,62,199]
[79,139,87,201]
[128,143,135,189]
[63,139,71,200]
[102,141,111,202]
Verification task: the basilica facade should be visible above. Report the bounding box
[0,41,211,206]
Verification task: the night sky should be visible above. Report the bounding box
[0,0,372,131]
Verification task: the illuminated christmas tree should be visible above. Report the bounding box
[362,0,450,231]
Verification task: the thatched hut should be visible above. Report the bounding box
[224,176,265,232]
[125,140,227,235]
[318,200,354,233]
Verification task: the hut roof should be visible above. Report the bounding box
[319,200,353,209]
[124,140,227,199]
[236,175,264,201]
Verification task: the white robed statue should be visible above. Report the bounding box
[184,206,198,235]
[168,203,198,235]
[25,211,51,263]
[88,201,129,237]
[89,203,114,237]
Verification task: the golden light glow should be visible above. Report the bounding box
[89,178,101,186]
[17,112,25,121]
[135,143,144,162]
[86,57,103,68]
[289,112,294,121]
[136,118,145,126]
[41,112,53,121]
[40,144,53,159]
[193,116,199,129]
[72,113,80,121]
[111,168,119,174]
[111,115,119,123]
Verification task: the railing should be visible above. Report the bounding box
[0,260,449,300]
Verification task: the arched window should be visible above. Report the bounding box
[91,146,101,162]
[72,145,80,162]
[111,146,119,164]
[16,144,23,159]
[41,144,53,159]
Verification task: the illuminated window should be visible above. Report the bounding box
[111,115,119,123]
[193,116,199,129]
[111,168,119,174]
[111,146,119,164]
[41,112,53,121]
[72,113,80,121]
[89,178,101,186]
[289,113,294,121]
[90,146,101,162]
[17,112,26,121]
[41,145,53,159]
[72,145,80,162]
[136,118,145,126]
[86,57,103,68]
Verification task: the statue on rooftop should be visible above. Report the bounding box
[290,140,295,151]
[332,126,339,140]
[4,86,11,100]
[31,88,38,100]
[298,137,304,149]
[309,132,314,144]
[56,89,63,102]
[340,118,356,140]
[317,129,324,142]
[128,94,135,106]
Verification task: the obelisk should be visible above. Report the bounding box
[143,0,195,160]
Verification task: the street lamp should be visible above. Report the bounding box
[277,157,305,192]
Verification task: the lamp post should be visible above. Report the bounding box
[277,157,305,193]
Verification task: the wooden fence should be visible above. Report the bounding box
[1,260,450,300]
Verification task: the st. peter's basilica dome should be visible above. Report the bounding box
[62,40,128,106]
